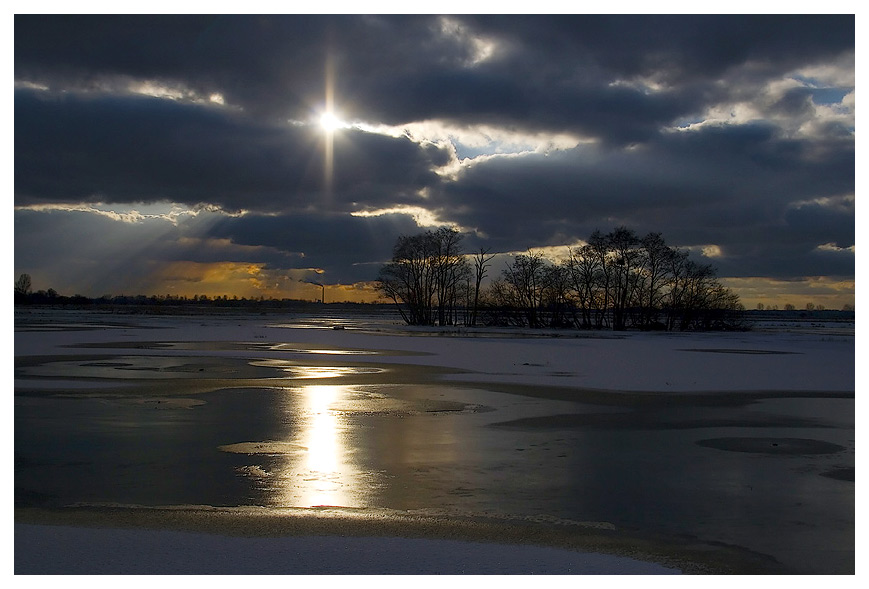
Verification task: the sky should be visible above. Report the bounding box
[13,12,856,308]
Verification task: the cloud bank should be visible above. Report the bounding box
[14,15,854,306]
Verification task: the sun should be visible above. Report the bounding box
[319,111,344,132]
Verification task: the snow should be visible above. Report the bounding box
[14,523,680,575]
[14,310,856,394]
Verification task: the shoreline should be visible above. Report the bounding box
[14,505,786,575]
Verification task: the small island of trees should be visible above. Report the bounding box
[377,226,745,331]
[15,227,850,330]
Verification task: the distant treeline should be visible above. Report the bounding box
[378,226,747,331]
[12,274,380,313]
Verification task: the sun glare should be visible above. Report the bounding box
[320,112,343,132]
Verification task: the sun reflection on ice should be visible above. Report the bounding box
[283,384,357,508]
[304,385,341,471]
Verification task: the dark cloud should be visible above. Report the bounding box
[770,88,816,118]
[15,88,447,212]
[13,14,855,298]
[14,207,182,295]
[15,15,451,122]
[16,15,853,140]
[440,121,852,223]
[460,15,853,92]
[15,15,214,82]
[206,211,423,283]
[14,205,415,293]
[432,115,854,279]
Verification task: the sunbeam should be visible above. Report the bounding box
[322,53,335,199]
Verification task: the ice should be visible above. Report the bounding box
[14,523,681,574]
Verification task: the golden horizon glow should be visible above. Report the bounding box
[722,276,856,310]
[139,260,386,303]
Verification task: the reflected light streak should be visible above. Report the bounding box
[298,385,349,507]
[270,384,360,508]
[248,360,383,379]
[305,386,340,472]
[296,366,346,379]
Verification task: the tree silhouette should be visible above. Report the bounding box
[377,228,470,326]
[15,273,32,304]
[378,226,743,330]
[15,273,31,295]
[470,248,495,326]
[483,227,743,331]
[607,226,642,330]
[502,251,548,328]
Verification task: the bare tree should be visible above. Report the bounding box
[470,247,495,326]
[586,230,613,329]
[566,244,602,328]
[663,248,691,330]
[676,260,718,330]
[542,263,572,327]
[502,251,548,327]
[431,227,466,326]
[377,228,470,326]
[15,273,32,295]
[378,232,437,325]
[382,224,742,331]
[637,232,675,328]
[607,226,641,330]
[15,273,32,303]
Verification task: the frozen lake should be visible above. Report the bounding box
[14,308,855,574]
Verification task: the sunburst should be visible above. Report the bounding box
[319,111,342,132]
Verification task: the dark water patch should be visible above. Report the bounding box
[67,340,420,357]
[820,467,854,481]
[80,361,136,368]
[17,354,392,383]
[490,412,829,431]
[677,348,799,355]
[695,437,845,455]
[17,354,273,381]
[14,488,61,507]
[15,322,144,332]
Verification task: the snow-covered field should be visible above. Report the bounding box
[13,308,855,393]
[13,308,856,576]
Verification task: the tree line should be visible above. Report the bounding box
[377,226,745,331]
[12,273,363,311]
